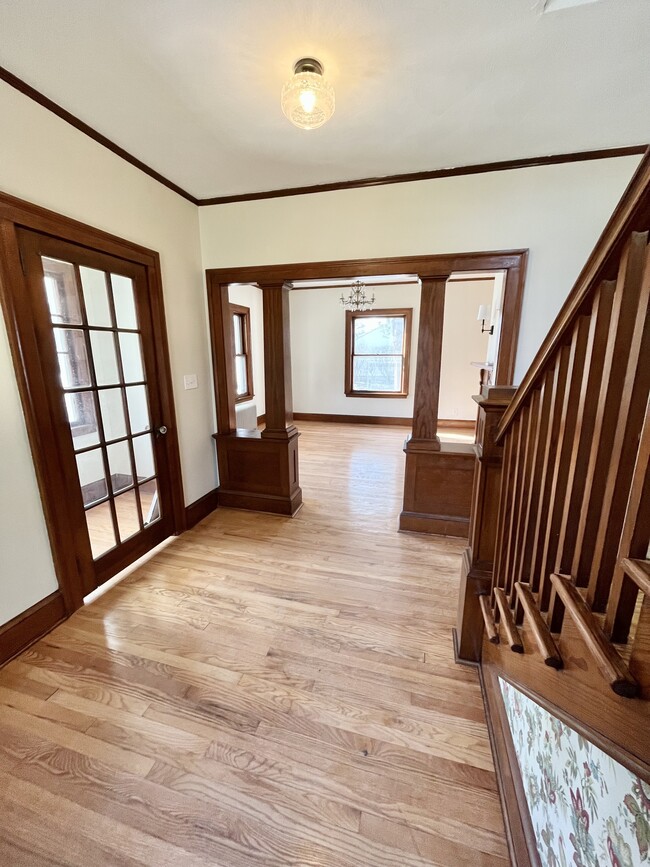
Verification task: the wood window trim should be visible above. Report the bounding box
[230,303,254,403]
[345,308,413,398]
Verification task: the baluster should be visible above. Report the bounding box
[492,425,516,601]
[587,238,650,610]
[539,315,591,630]
[605,395,650,641]
[554,283,615,577]
[502,411,529,602]
[573,233,649,591]
[532,345,571,610]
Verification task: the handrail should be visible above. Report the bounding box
[497,148,650,442]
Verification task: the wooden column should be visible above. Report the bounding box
[208,282,237,434]
[210,280,302,517]
[454,386,516,663]
[261,282,297,440]
[411,276,446,448]
[400,275,476,536]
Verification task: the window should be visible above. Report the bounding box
[44,264,97,434]
[231,304,254,402]
[345,308,413,397]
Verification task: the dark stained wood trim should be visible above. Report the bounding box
[1,63,643,208]
[479,665,540,867]
[230,303,255,404]
[207,249,527,387]
[256,413,266,426]
[184,489,220,530]
[293,412,475,428]
[0,591,66,668]
[0,65,199,205]
[498,148,650,439]
[198,146,647,205]
[0,189,186,613]
[344,307,413,398]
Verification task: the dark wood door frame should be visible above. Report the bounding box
[206,249,527,521]
[0,190,185,659]
[207,248,527,386]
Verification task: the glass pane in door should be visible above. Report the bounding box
[39,255,163,560]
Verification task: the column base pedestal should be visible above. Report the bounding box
[213,430,302,517]
[399,438,474,538]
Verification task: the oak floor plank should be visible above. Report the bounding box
[0,421,505,865]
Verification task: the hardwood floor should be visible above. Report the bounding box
[0,421,507,866]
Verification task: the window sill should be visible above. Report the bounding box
[345,391,409,399]
[235,394,255,405]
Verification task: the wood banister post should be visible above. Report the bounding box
[454,385,516,664]
[260,282,297,440]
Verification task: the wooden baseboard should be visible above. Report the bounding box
[479,663,539,867]
[256,413,266,425]
[184,488,219,530]
[399,510,470,537]
[293,412,476,430]
[217,487,303,517]
[0,591,66,668]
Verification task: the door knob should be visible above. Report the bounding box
[156,425,168,436]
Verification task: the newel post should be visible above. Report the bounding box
[454,384,516,664]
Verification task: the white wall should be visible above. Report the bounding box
[199,156,641,382]
[0,81,214,625]
[439,280,492,420]
[291,284,421,418]
[290,280,491,420]
[228,283,265,417]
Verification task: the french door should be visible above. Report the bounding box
[16,228,180,593]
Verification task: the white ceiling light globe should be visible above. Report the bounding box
[281,58,335,130]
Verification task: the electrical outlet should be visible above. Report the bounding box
[184,374,198,390]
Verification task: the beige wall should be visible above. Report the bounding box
[199,155,641,383]
[0,81,214,625]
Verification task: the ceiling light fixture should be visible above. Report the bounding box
[340,281,375,312]
[281,58,335,130]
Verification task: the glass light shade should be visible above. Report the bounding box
[281,60,335,130]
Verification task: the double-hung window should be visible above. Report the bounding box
[345,308,412,397]
[231,304,254,402]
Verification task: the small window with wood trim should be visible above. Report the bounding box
[345,308,412,397]
[231,304,254,402]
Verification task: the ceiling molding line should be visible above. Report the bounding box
[1,64,645,209]
[0,65,200,206]
[198,145,648,206]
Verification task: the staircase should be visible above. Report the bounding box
[455,149,650,866]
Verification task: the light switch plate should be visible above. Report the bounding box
[184,374,198,390]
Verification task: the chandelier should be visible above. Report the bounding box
[340,281,375,312]
[281,58,335,130]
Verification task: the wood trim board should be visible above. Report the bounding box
[0,63,645,207]
[293,412,475,428]
[184,489,220,530]
[207,249,527,386]
[0,591,66,668]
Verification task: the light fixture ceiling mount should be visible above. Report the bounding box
[281,57,335,130]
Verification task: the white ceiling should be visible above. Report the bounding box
[1,0,648,199]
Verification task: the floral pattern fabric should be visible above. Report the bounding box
[499,677,649,867]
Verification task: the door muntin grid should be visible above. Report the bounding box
[41,256,161,559]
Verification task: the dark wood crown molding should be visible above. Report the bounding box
[0,65,200,205]
[1,63,646,208]
[197,146,648,206]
